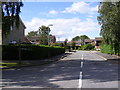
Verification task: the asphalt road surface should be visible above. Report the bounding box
[2,51,119,89]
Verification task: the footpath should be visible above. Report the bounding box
[94,51,120,64]
[1,51,120,70]
[1,52,73,70]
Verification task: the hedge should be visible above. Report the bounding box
[2,45,65,60]
[100,44,113,54]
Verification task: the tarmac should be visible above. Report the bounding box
[1,51,120,70]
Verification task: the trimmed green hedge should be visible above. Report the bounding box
[2,45,65,60]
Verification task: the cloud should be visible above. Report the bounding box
[49,10,58,14]
[62,2,98,14]
[24,17,100,41]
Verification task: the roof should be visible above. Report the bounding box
[28,36,40,40]
[95,37,103,41]
[4,16,26,29]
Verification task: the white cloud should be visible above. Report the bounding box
[24,17,100,41]
[49,10,58,14]
[62,2,98,14]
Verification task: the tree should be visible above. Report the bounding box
[72,36,80,41]
[64,38,68,46]
[38,25,50,45]
[27,31,38,37]
[71,41,76,50]
[72,35,90,45]
[79,35,90,45]
[97,1,120,55]
[2,0,23,36]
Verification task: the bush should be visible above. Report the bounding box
[78,44,94,50]
[2,44,65,60]
[78,45,84,50]
[51,43,64,47]
[100,44,113,54]
[84,43,94,50]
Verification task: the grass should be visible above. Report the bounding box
[0,62,29,68]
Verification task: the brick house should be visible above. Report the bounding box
[27,35,56,45]
[94,37,103,50]
[3,17,26,44]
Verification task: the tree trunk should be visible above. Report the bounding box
[0,1,2,61]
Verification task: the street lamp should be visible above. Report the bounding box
[47,24,53,46]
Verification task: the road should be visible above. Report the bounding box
[2,51,119,89]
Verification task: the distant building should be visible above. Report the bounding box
[27,36,40,44]
[69,37,103,50]
[94,37,103,50]
[3,17,26,44]
[27,35,56,45]
[49,35,56,43]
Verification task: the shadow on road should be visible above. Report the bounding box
[2,58,119,88]
[82,59,118,82]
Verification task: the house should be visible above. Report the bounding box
[69,37,103,50]
[27,35,56,45]
[49,35,56,43]
[27,36,40,44]
[3,17,26,44]
[94,37,103,50]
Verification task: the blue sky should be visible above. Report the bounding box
[20,1,101,41]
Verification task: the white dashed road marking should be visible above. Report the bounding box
[78,54,84,89]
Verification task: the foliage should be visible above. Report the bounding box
[2,45,65,60]
[2,1,23,36]
[78,45,84,50]
[51,43,64,47]
[72,35,90,41]
[84,43,94,50]
[72,36,80,41]
[71,41,76,50]
[27,31,38,37]
[97,1,120,55]
[38,25,50,45]
[100,44,113,54]
[78,44,94,50]
[101,44,120,55]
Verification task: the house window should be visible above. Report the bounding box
[10,26,13,31]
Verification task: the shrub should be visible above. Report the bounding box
[84,43,94,50]
[78,45,84,50]
[100,44,113,54]
[51,43,64,47]
[2,44,65,60]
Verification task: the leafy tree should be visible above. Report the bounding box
[79,35,90,40]
[84,43,94,50]
[64,38,68,46]
[38,25,50,45]
[79,35,90,45]
[72,36,80,41]
[71,41,76,50]
[27,31,38,37]
[97,1,120,55]
[2,0,24,36]
[72,35,90,45]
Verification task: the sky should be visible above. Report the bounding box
[20,1,101,41]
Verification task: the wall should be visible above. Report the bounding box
[3,19,26,44]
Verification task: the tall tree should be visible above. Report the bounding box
[2,0,23,36]
[27,31,38,37]
[72,35,90,45]
[72,36,80,41]
[38,25,50,45]
[97,1,120,55]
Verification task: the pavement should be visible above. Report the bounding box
[1,51,120,70]
[1,52,73,70]
[93,51,120,64]
[1,51,119,89]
